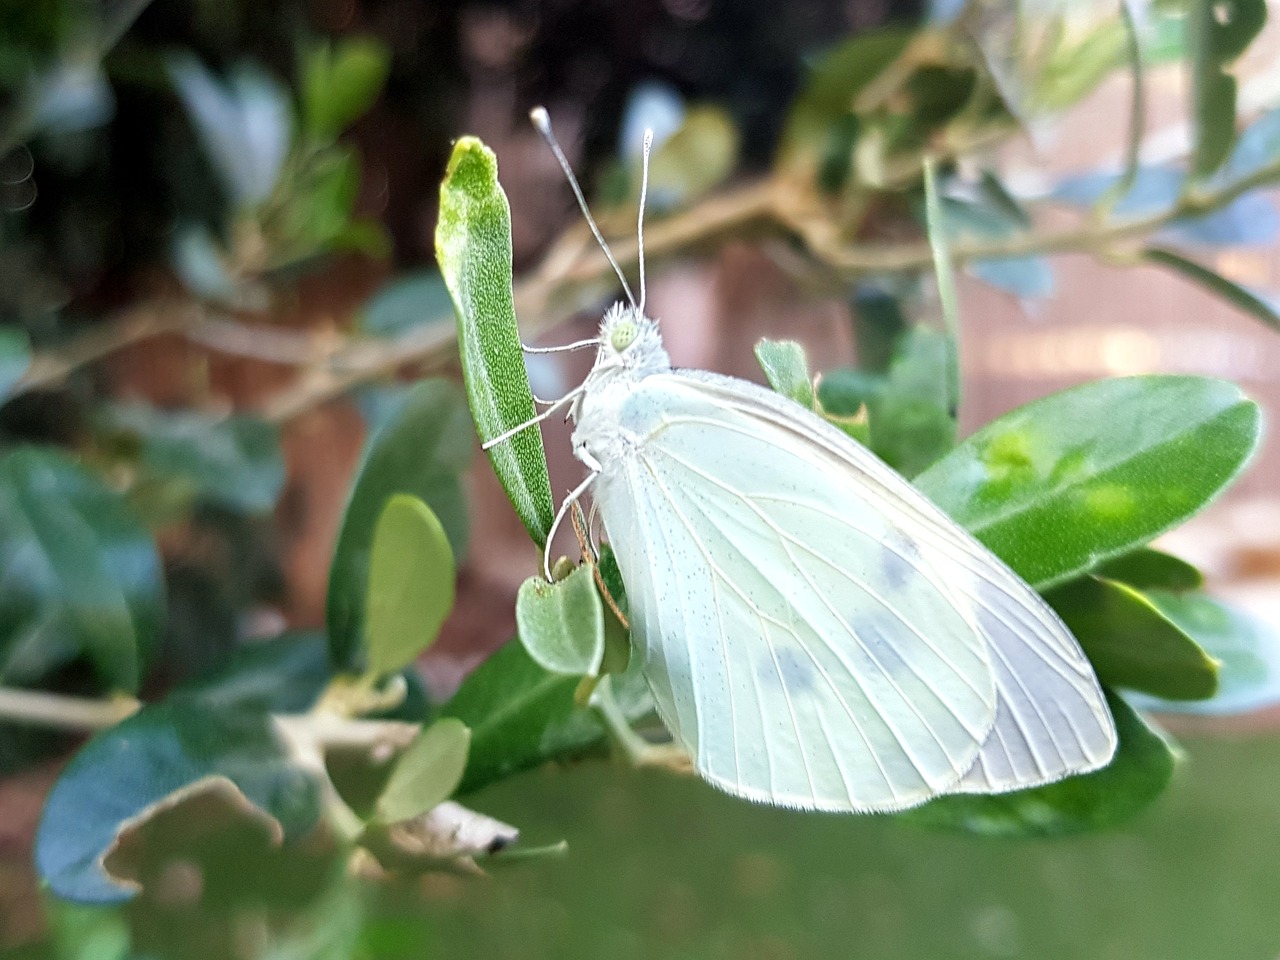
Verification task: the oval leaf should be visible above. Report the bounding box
[1046,576,1218,700]
[1093,547,1203,592]
[372,718,470,825]
[915,376,1260,589]
[1131,591,1280,715]
[442,639,652,795]
[0,448,164,692]
[327,379,470,669]
[366,495,456,678]
[436,137,554,547]
[754,339,815,408]
[301,37,391,140]
[35,701,320,903]
[515,565,605,677]
[901,692,1176,836]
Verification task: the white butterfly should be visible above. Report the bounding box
[488,108,1117,813]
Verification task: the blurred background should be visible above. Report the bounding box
[4,0,1280,957]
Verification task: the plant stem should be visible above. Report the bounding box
[0,688,141,731]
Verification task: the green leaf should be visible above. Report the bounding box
[515,565,605,677]
[436,137,554,547]
[915,376,1261,589]
[595,546,632,676]
[365,495,456,678]
[1135,591,1280,714]
[180,631,332,714]
[921,157,961,410]
[301,37,391,140]
[372,718,470,825]
[753,339,815,408]
[0,448,164,692]
[1046,576,1218,700]
[0,324,31,401]
[901,692,1176,836]
[1143,246,1280,333]
[850,287,907,375]
[1093,547,1203,592]
[35,700,320,903]
[442,639,652,795]
[359,269,455,338]
[1189,0,1267,179]
[327,379,471,670]
[95,403,285,513]
[645,105,740,208]
[868,327,956,477]
[777,29,913,179]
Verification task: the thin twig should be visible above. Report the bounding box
[0,688,140,731]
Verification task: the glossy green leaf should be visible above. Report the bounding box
[754,339,815,408]
[515,565,605,677]
[365,495,455,678]
[180,632,332,714]
[1143,247,1280,333]
[95,403,285,513]
[1094,547,1203,592]
[436,137,554,547]
[595,546,632,676]
[442,639,652,795]
[1189,0,1266,179]
[1132,591,1280,715]
[869,327,956,478]
[0,448,164,692]
[916,376,1260,589]
[1046,576,1218,700]
[301,37,391,140]
[35,700,320,903]
[359,269,455,338]
[901,692,1176,836]
[372,718,470,825]
[0,324,31,401]
[327,379,471,670]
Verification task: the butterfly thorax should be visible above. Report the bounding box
[569,303,671,467]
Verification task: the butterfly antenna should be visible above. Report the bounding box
[637,128,653,315]
[530,106,636,308]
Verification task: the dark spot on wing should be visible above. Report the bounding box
[880,533,922,592]
[759,647,817,696]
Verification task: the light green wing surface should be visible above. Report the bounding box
[594,377,996,812]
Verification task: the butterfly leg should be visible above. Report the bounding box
[480,384,587,451]
[520,337,600,354]
[542,461,600,580]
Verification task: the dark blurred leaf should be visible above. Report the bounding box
[1,324,32,400]
[0,447,164,692]
[817,367,882,415]
[1131,591,1280,715]
[167,55,293,206]
[1094,547,1203,592]
[515,566,605,677]
[366,495,455,678]
[442,639,652,795]
[969,257,1055,299]
[359,269,455,338]
[301,37,391,141]
[181,632,331,714]
[1217,106,1280,184]
[1143,247,1280,332]
[850,287,907,375]
[922,160,960,405]
[1046,576,1218,700]
[436,137,554,547]
[868,327,956,478]
[170,224,244,305]
[1189,0,1266,179]
[327,380,471,670]
[906,65,976,127]
[372,718,469,825]
[44,899,134,960]
[595,545,631,676]
[902,692,1175,836]
[916,376,1260,589]
[35,700,321,903]
[754,339,815,408]
[96,402,285,514]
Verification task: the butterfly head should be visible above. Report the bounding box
[598,302,669,374]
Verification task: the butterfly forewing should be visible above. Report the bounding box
[666,371,1118,797]
[592,375,1003,812]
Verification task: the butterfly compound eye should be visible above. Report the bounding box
[610,318,638,352]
